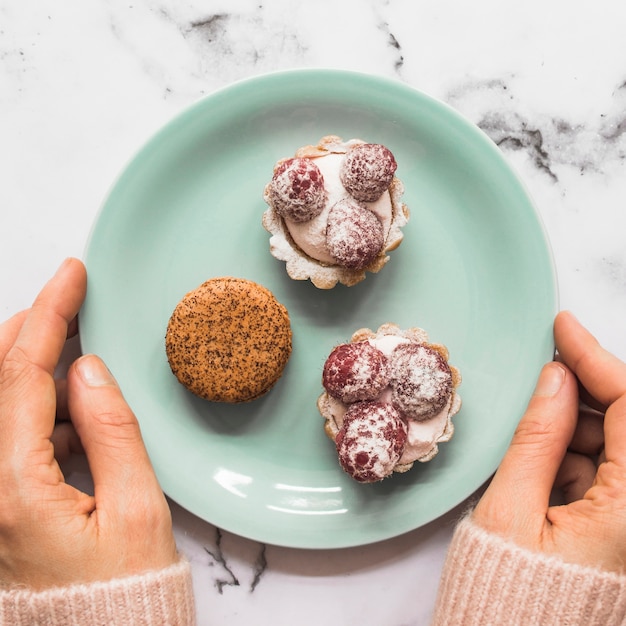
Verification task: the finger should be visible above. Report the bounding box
[568,404,604,456]
[50,421,84,464]
[0,309,29,364]
[67,355,166,508]
[555,311,626,407]
[0,259,87,451]
[67,315,79,339]
[604,394,626,463]
[554,451,597,503]
[577,385,607,413]
[474,362,578,534]
[1,309,79,368]
[555,353,607,412]
[8,258,87,377]
[55,379,70,421]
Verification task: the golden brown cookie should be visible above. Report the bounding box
[165,277,292,402]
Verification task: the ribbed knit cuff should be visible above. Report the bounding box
[432,516,626,626]
[0,558,195,626]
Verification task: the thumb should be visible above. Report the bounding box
[67,354,164,507]
[474,362,578,538]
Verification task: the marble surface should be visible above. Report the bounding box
[2,1,626,624]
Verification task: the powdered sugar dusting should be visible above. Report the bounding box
[335,401,407,483]
[266,157,327,222]
[390,344,453,420]
[340,143,397,202]
[322,341,390,403]
[326,199,384,270]
[318,323,462,480]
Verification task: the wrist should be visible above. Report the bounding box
[0,557,195,626]
[432,516,626,626]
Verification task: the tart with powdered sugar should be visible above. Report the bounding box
[317,323,461,483]
[262,136,410,289]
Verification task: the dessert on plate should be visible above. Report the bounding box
[262,135,410,289]
[317,323,461,482]
[165,277,292,403]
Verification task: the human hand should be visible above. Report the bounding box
[0,258,178,590]
[473,310,626,572]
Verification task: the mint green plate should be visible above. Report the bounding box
[81,69,557,549]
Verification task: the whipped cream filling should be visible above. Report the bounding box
[283,153,394,265]
[325,334,457,465]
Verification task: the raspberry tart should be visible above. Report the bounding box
[317,323,462,483]
[262,136,410,289]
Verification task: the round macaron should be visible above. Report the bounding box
[165,277,292,402]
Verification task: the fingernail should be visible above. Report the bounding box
[76,354,116,387]
[534,362,566,397]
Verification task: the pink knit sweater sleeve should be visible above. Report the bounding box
[0,557,195,626]
[431,516,626,626]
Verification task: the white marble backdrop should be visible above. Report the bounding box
[2,1,626,624]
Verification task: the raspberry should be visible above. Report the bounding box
[326,199,384,270]
[335,401,407,483]
[322,341,390,403]
[267,157,327,222]
[340,143,397,202]
[389,344,453,420]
